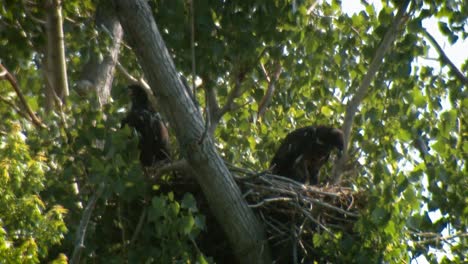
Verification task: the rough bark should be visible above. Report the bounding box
[77,1,123,105]
[112,0,271,263]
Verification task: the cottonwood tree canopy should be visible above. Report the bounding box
[0,0,466,263]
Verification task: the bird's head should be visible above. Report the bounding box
[316,126,344,157]
[128,84,149,107]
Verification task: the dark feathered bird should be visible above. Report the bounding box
[121,85,170,166]
[270,125,344,185]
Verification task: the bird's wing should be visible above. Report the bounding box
[270,126,316,170]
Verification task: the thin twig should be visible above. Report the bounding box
[248,197,294,208]
[294,204,333,235]
[306,197,359,217]
[412,232,468,245]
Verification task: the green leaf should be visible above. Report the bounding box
[313,233,323,247]
[180,215,195,235]
[321,105,333,117]
[181,193,198,212]
[412,88,426,107]
[371,207,389,225]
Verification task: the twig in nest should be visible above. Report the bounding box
[293,203,332,235]
[248,197,294,208]
[305,197,358,218]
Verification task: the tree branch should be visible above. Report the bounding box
[116,62,165,113]
[70,183,105,264]
[332,0,410,183]
[208,70,247,135]
[257,61,282,119]
[112,1,272,262]
[0,95,32,123]
[77,1,123,105]
[0,63,45,128]
[421,28,468,86]
[411,231,468,246]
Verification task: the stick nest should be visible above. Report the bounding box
[234,171,364,260]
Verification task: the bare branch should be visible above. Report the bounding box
[70,183,105,264]
[116,62,165,112]
[257,61,282,119]
[332,0,410,183]
[412,231,468,246]
[129,207,147,245]
[248,197,294,208]
[421,28,468,86]
[0,63,45,128]
[116,62,143,85]
[220,72,245,115]
[260,63,271,83]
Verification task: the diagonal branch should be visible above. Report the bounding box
[70,183,105,264]
[217,71,246,117]
[0,63,45,128]
[421,28,468,86]
[112,0,272,262]
[208,70,247,135]
[332,0,411,183]
[0,95,32,123]
[257,61,282,119]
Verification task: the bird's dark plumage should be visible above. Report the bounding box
[270,126,344,185]
[122,85,170,166]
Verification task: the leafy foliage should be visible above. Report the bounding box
[0,0,466,263]
[0,122,67,263]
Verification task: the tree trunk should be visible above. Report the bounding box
[112,1,271,263]
[44,0,69,111]
[77,2,123,105]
